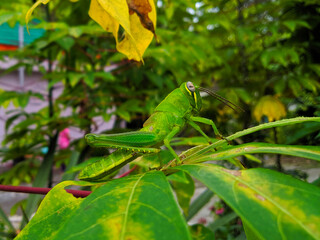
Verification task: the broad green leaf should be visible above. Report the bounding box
[243,220,262,240]
[17,172,192,240]
[16,181,94,239]
[177,164,320,240]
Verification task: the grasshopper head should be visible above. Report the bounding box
[181,82,245,114]
[180,81,202,113]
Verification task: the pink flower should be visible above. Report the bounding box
[215,208,225,215]
[59,128,70,149]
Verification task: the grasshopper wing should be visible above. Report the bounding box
[85,131,159,151]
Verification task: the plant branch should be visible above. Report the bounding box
[0,184,91,198]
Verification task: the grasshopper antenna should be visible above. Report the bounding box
[198,87,245,113]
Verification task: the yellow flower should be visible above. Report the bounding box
[253,95,286,122]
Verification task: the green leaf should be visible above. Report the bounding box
[0,13,15,25]
[22,133,59,228]
[186,188,214,221]
[182,117,320,163]
[169,171,195,216]
[68,72,83,87]
[186,143,320,164]
[207,212,238,232]
[17,94,29,108]
[133,150,172,169]
[17,172,192,240]
[115,108,131,122]
[61,151,80,181]
[171,136,217,146]
[177,164,320,240]
[282,20,311,32]
[243,220,263,240]
[69,26,83,38]
[309,64,320,77]
[56,36,75,51]
[261,47,300,68]
[94,72,115,82]
[66,156,104,174]
[289,79,302,97]
[190,224,215,240]
[285,122,320,144]
[0,206,15,233]
[298,77,320,93]
[84,72,95,88]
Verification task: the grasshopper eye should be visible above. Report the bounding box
[187,81,195,92]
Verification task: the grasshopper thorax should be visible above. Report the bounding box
[180,81,202,113]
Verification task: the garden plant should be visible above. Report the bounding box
[0,0,319,239]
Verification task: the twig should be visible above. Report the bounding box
[0,185,91,198]
[116,165,137,179]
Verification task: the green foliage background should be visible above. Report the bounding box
[0,0,320,238]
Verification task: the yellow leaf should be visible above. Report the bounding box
[25,0,157,61]
[117,0,156,61]
[89,0,156,61]
[25,0,50,33]
[127,0,156,35]
[90,0,142,61]
[88,0,120,41]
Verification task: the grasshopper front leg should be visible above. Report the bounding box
[188,116,230,143]
[163,126,183,164]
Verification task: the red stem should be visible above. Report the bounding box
[116,165,137,179]
[0,167,138,197]
[0,185,91,198]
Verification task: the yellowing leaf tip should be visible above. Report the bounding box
[25,0,51,34]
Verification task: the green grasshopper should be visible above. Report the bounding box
[78,81,242,181]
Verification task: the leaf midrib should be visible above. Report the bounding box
[120,173,145,240]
